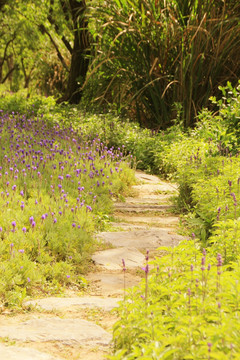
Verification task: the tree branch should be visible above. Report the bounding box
[1,66,15,84]
[0,34,16,67]
[48,0,72,54]
[39,24,69,72]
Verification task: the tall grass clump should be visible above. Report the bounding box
[85,0,240,128]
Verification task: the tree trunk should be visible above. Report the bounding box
[60,0,90,104]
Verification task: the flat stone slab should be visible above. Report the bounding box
[133,184,177,194]
[92,247,145,270]
[110,223,172,231]
[135,171,162,184]
[25,296,121,312]
[124,195,172,204]
[0,318,111,345]
[114,214,179,226]
[97,229,185,250]
[114,203,173,213]
[0,344,62,360]
[87,272,141,296]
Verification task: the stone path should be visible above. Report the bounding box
[0,171,186,359]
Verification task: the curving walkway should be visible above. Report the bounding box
[0,171,185,360]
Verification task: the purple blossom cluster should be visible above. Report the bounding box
[0,112,127,258]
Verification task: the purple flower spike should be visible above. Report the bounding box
[22,227,27,233]
[142,264,149,274]
[12,221,16,228]
[146,250,149,261]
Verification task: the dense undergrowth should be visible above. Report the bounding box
[1,81,240,357]
[109,82,240,359]
[0,109,135,307]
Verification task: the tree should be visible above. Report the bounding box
[58,0,90,103]
[0,0,90,101]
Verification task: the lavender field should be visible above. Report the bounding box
[0,110,134,306]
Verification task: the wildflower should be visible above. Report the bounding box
[208,343,212,353]
[22,227,27,233]
[122,258,126,272]
[142,264,149,274]
[146,249,149,261]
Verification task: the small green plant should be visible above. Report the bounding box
[111,242,240,359]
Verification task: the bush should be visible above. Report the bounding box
[86,0,240,128]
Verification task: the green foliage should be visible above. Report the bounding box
[0,0,70,94]
[0,108,135,307]
[211,81,240,146]
[107,82,240,359]
[86,0,240,128]
[111,242,240,359]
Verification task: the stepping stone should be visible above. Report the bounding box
[110,223,166,231]
[114,203,173,213]
[25,296,121,312]
[97,229,185,250]
[92,247,145,270]
[0,318,111,346]
[135,171,162,184]
[124,195,172,204]
[114,214,179,226]
[87,272,141,296]
[133,184,177,194]
[0,344,62,360]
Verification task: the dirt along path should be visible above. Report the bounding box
[0,171,186,360]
